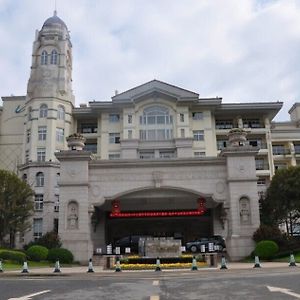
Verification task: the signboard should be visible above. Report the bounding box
[96,248,102,254]
[115,247,120,255]
[125,247,131,254]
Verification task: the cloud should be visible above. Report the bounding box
[0,0,299,120]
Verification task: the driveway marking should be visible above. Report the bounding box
[267,286,300,299]
[8,290,51,300]
[152,280,159,286]
[150,296,160,300]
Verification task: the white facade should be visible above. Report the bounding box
[1,13,300,261]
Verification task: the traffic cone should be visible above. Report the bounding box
[155,257,161,272]
[253,256,261,268]
[191,256,198,271]
[0,260,3,272]
[21,261,29,273]
[87,258,94,273]
[289,253,297,267]
[115,256,121,272]
[220,255,228,270]
[53,259,61,273]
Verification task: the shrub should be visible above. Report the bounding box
[26,245,48,262]
[24,232,62,251]
[0,249,27,263]
[47,248,73,264]
[254,240,279,260]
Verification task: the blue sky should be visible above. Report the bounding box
[0,0,300,120]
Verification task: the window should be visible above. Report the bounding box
[84,143,97,153]
[50,49,58,65]
[41,50,48,65]
[180,113,184,122]
[272,145,290,155]
[128,130,133,139]
[217,140,227,150]
[39,104,48,118]
[22,174,27,182]
[34,194,44,211]
[255,159,265,170]
[139,151,155,159]
[27,129,31,143]
[56,128,64,143]
[53,218,59,233]
[33,218,43,240]
[80,123,97,133]
[128,115,132,124]
[193,130,204,141]
[180,128,185,138]
[243,118,262,128]
[25,150,29,163]
[54,195,59,212]
[28,107,32,121]
[37,148,46,162]
[194,151,206,157]
[108,153,120,160]
[109,133,120,144]
[36,172,44,187]
[56,173,60,186]
[294,144,300,154]
[192,112,203,120]
[159,151,175,159]
[257,178,266,185]
[216,120,233,129]
[38,126,47,141]
[109,114,120,122]
[57,105,65,120]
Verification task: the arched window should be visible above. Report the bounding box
[57,105,65,120]
[139,105,173,140]
[41,50,48,65]
[51,49,58,65]
[39,104,48,118]
[36,172,44,187]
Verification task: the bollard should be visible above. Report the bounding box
[87,258,95,273]
[289,253,297,267]
[0,259,3,272]
[21,261,29,273]
[253,256,261,268]
[220,255,228,270]
[115,256,121,272]
[155,257,161,272]
[191,256,198,271]
[54,259,61,273]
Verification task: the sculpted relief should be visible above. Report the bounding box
[67,201,79,230]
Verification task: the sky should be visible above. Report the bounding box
[0,0,300,121]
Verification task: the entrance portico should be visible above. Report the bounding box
[56,132,260,263]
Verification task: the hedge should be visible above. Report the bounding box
[0,249,27,263]
[254,240,279,260]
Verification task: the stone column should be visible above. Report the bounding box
[221,129,259,261]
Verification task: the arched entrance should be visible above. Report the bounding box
[94,187,221,247]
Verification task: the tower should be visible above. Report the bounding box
[19,12,74,243]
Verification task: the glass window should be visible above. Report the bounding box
[257,178,266,185]
[38,126,47,141]
[56,128,64,143]
[41,51,48,65]
[28,107,32,121]
[25,150,29,163]
[22,174,27,182]
[57,105,65,120]
[84,143,97,153]
[180,113,184,122]
[56,173,60,186]
[128,115,132,124]
[192,112,203,120]
[54,195,59,212]
[216,120,233,129]
[40,104,48,118]
[128,130,133,139]
[33,218,43,240]
[34,194,44,211]
[109,133,120,144]
[180,128,185,138]
[217,140,227,150]
[159,151,175,159]
[108,153,120,160]
[109,114,120,122]
[37,148,46,162]
[36,172,44,187]
[194,151,206,157]
[51,49,58,65]
[139,151,155,159]
[27,129,31,143]
[193,130,204,141]
[80,123,97,133]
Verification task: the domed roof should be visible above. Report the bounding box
[42,11,68,30]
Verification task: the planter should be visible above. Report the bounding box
[228,128,247,147]
[66,134,86,150]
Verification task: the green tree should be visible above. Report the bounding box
[0,170,34,248]
[261,166,300,235]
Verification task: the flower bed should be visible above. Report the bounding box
[120,261,207,270]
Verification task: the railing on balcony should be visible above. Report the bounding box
[294,145,300,154]
[255,163,269,170]
[272,147,290,155]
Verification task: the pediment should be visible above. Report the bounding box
[112,79,199,103]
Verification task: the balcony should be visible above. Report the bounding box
[272,147,290,155]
